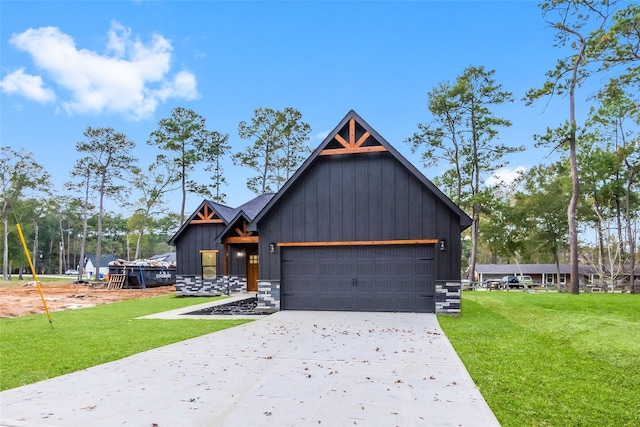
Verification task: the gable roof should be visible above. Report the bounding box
[235,193,275,219]
[215,193,275,242]
[168,194,275,246]
[84,254,118,267]
[249,110,472,230]
[168,199,233,246]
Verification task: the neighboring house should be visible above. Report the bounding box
[473,264,602,286]
[83,254,118,279]
[170,111,472,314]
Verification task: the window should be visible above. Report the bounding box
[546,275,554,284]
[201,251,218,280]
[249,254,259,265]
[559,273,566,284]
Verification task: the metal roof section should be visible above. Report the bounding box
[249,110,472,231]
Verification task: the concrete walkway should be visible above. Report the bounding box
[0,311,500,426]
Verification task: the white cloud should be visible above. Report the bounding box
[486,166,527,187]
[3,22,198,120]
[315,130,330,140]
[0,68,55,103]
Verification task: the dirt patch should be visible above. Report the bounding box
[0,283,176,318]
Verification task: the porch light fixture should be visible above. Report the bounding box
[439,239,446,251]
[237,249,245,258]
[270,243,276,253]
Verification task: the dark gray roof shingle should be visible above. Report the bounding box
[235,193,275,220]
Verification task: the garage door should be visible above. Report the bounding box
[281,245,435,312]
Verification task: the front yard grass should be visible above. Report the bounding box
[0,295,252,391]
[439,292,640,427]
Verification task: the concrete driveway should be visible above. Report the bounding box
[0,311,500,426]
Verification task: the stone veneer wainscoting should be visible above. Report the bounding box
[175,276,459,315]
[435,281,461,315]
[175,275,247,296]
[256,280,280,312]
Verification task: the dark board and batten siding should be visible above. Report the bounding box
[174,223,224,276]
[258,151,461,282]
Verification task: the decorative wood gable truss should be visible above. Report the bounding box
[320,117,388,156]
[224,217,259,244]
[190,204,224,224]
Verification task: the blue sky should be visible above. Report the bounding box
[2,1,586,215]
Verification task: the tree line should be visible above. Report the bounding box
[1,106,312,280]
[408,0,639,292]
[1,0,638,291]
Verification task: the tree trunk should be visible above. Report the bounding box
[32,222,39,275]
[58,219,65,273]
[596,219,606,278]
[95,171,106,282]
[567,134,580,294]
[2,212,8,280]
[135,231,143,260]
[67,226,72,271]
[78,175,90,281]
[565,30,588,295]
[262,143,270,195]
[627,170,636,293]
[468,206,480,284]
[180,161,187,226]
[614,197,625,256]
[59,241,63,274]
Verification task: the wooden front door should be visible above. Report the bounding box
[247,252,259,292]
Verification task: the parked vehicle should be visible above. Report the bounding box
[483,279,501,290]
[517,275,534,287]
[65,269,79,275]
[500,276,521,289]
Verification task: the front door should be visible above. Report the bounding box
[247,252,259,292]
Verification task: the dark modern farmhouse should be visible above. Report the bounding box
[169,110,472,314]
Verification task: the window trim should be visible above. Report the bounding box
[200,250,219,280]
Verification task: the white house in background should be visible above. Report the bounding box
[83,255,117,279]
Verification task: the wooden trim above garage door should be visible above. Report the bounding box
[277,239,438,247]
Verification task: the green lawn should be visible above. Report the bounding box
[3,291,639,426]
[439,292,640,427]
[0,295,252,390]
